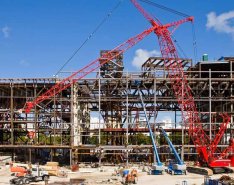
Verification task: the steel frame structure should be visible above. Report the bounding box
[0,57,234,164]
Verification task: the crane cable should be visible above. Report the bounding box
[172,36,188,59]
[140,0,198,64]
[139,0,190,18]
[55,0,123,76]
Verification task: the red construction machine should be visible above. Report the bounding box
[23,0,234,174]
[10,165,28,177]
[130,0,234,174]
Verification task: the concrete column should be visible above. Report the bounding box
[71,83,81,147]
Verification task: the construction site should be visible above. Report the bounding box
[0,0,234,185]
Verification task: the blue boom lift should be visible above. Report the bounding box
[160,127,187,175]
[139,91,165,175]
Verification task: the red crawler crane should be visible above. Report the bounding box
[23,0,234,171]
[24,26,157,112]
[24,6,191,114]
[130,0,234,170]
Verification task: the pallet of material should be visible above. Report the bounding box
[42,165,59,176]
[46,162,59,166]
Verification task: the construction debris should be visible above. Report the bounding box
[219,175,234,185]
[204,175,234,185]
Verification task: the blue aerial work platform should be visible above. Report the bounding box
[139,91,165,175]
[160,127,187,175]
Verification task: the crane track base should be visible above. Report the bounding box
[187,166,213,175]
[210,167,234,174]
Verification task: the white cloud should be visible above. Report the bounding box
[132,49,160,68]
[19,59,30,67]
[206,11,234,39]
[159,116,173,129]
[2,26,10,38]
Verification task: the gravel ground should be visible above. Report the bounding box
[1,165,234,185]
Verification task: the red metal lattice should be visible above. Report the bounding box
[24,0,233,167]
[24,25,158,113]
[131,0,233,167]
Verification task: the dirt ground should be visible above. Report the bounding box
[1,165,234,185]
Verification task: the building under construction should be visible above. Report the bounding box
[0,54,234,166]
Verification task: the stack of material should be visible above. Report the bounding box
[219,175,234,185]
[42,162,60,176]
[206,175,234,185]
[70,178,85,184]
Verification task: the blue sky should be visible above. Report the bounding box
[0,0,234,78]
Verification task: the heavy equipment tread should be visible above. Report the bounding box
[211,167,234,174]
[222,167,234,174]
[187,166,213,175]
[212,167,225,174]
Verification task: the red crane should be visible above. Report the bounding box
[130,0,234,170]
[24,26,156,113]
[24,10,191,114]
[23,0,234,171]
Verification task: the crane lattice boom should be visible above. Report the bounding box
[130,0,233,167]
[24,0,233,167]
[24,25,158,113]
